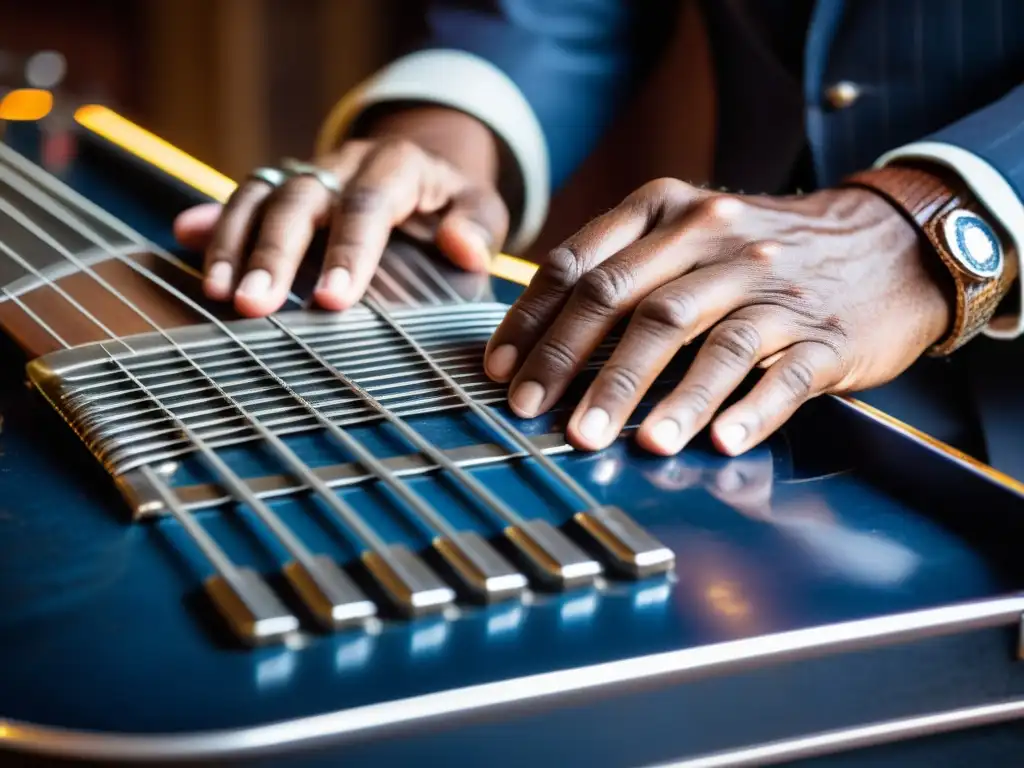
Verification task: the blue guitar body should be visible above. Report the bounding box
[2,115,1024,767]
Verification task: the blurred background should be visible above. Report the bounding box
[0,0,715,258]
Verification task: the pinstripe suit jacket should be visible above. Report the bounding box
[410,0,1024,194]
[330,0,1024,272]
[321,0,1024,474]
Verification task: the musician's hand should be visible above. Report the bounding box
[484,179,954,457]
[173,107,507,316]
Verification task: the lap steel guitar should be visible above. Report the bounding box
[2,107,1024,767]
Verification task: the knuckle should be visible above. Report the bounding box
[778,357,816,400]
[506,298,548,336]
[636,292,698,335]
[576,263,635,316]
[707,320,761,367]
[542,247,587,291]
[536,337,579,376]
[744,239,784,264]
[597,363,643,401]
[674,383,714,415]
[637,177,687,199]
[376,136,421,161]
[339,185,388,215]
[696,194,745,222]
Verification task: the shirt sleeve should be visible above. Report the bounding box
[875,83,1024,339]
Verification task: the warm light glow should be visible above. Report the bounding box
[706,582,750,618]
[73,104,237,203]
[0,88,53,121]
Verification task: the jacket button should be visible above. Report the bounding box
[824,81,861,109]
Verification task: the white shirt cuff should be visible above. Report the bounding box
[874,141,1024,339]
[316,49,550,254]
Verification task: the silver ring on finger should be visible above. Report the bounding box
[247,166,289,189]
[280,157,343,198]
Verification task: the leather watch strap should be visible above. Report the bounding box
[844,163,1018,355]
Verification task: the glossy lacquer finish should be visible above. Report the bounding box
[3,122,1024,766]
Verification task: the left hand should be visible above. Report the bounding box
[483,178,954,457]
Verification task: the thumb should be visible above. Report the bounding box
[435,187,509,272]
[172,203,224,251]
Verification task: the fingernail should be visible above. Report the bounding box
[487,344,518,380]
[716,423,748,454]
[317,266,350,297]
[511,381,545,417]
[206,261,233,294]
[648,418,682,453]
[578,407,611,444]
[236,269,272,299]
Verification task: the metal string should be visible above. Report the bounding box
[268,314,531,529]
[0,151,519,555]
[364,296,605,511]
[110,351,354,576]
[1,143,600,523]
[0,163,407,561]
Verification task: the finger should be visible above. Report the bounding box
[710,341,841,456]
[201,182,275,301]
[484,180,708,383]
[565,264,755,450]
[173,203,223,251]
[636,308,796,456]
[229,175,335,315]
[504,208,748,421]
[314,141,444,311]
[436,185,509,272]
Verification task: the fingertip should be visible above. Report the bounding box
[436,217,493,272]
[636,417,685,457]
[484,343,518,382]
[712,421,750,457]
[173,203,223,250]
[566,405,615,452]
[232,269,287,317]
[312,267,353,312]
[203,261,234,301]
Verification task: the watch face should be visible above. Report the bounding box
[942,209,1004,280]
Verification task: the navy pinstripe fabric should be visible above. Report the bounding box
[415,0,1024,196]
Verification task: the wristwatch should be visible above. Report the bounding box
[844,162,1018,355]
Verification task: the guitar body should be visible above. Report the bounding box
[2,112,1024,767]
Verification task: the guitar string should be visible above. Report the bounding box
[0,165,526,535]
[0,157,554,578]
[0,170,419,569]
[1,146,603,520]
[0,141,467,311]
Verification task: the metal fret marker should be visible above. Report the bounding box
[140,466,298,646]
[574,506,676,578]
[111,354,376,630]
[362,297,675,581]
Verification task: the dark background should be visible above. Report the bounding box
[0,0,715,260]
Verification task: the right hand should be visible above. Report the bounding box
[173,108,508,317]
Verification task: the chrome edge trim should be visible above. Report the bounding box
[647,697,1024,768]
[2,594,1022,762]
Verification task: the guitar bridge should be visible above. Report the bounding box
[27,303,674,645]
